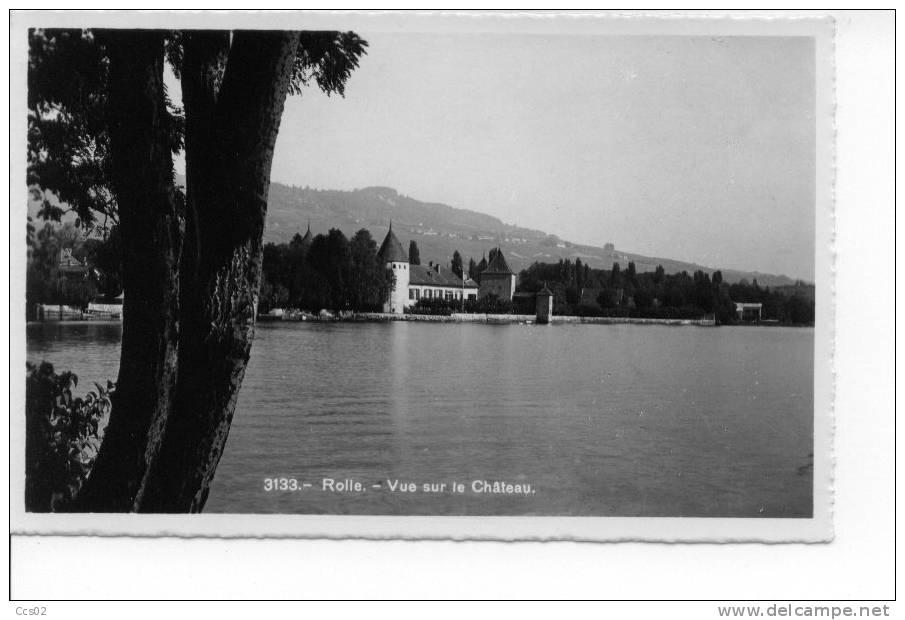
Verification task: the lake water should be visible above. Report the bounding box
[26,321,813,517]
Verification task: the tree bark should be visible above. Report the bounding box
[73,31,183,511]
[138,31,300,512]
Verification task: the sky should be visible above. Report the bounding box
[177,33,816,280]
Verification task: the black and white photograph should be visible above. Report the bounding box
[13,11,838,547]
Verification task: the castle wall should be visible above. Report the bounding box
[535,293,553,324]
[478,273,516,301]
[384,261,410,314]
[407,285,478,304]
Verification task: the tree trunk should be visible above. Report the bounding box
[138,31,300,512]
[73,31,183,511]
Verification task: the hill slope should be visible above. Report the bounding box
[264,183,804,287]
[26,180,805,287]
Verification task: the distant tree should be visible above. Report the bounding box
[597,289,619,309]
[308,228,356,311]
[515,257,812,322]
[714,290,738,325]
[692,270,713,312]
[451,250,463,279]
[653,264,665,283]
[575,257,584,289]
[564,286,580,305]
[787,294,815,324]
[408,240,421,265]
[349,228,393,311]
[633,287,653,309]
[285,227,319,305]
[626,261,637,285]
[467,257,476,279]
[474,254,488,283]
[609,262,622,287]
[262,243,289,290]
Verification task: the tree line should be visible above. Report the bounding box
[260,227,394,313]
[516,258,815,325]
[261,234,503,314]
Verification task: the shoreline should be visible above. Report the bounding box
[24,315,817,328]
[261,311,718,327]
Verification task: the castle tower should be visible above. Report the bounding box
[535,282,553,324]
[478,246,516,301]
[377,223,409,314]
[295,219,313,255]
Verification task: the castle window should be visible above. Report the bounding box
[409,289,416,300]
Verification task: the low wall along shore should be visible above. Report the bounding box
[35,303,123,321]
[265,311,716,327]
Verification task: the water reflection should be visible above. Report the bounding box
[26,321,814,517]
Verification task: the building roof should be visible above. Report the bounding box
[377,224,408,263]
[298,221,313,247]
[289,223,314,254]
[59,248,83,268]
[410,264,478,288]
[58,248,88,275]
[482,248,514,275]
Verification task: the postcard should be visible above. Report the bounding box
[11,11,834,541]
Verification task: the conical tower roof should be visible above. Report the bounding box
[299,220,313,246]
[483,247,513,275]
[377,223,408,263]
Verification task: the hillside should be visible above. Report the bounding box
[264,183,804,287]
[27,180,806,287]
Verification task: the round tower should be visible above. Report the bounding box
[377,223,409,314]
